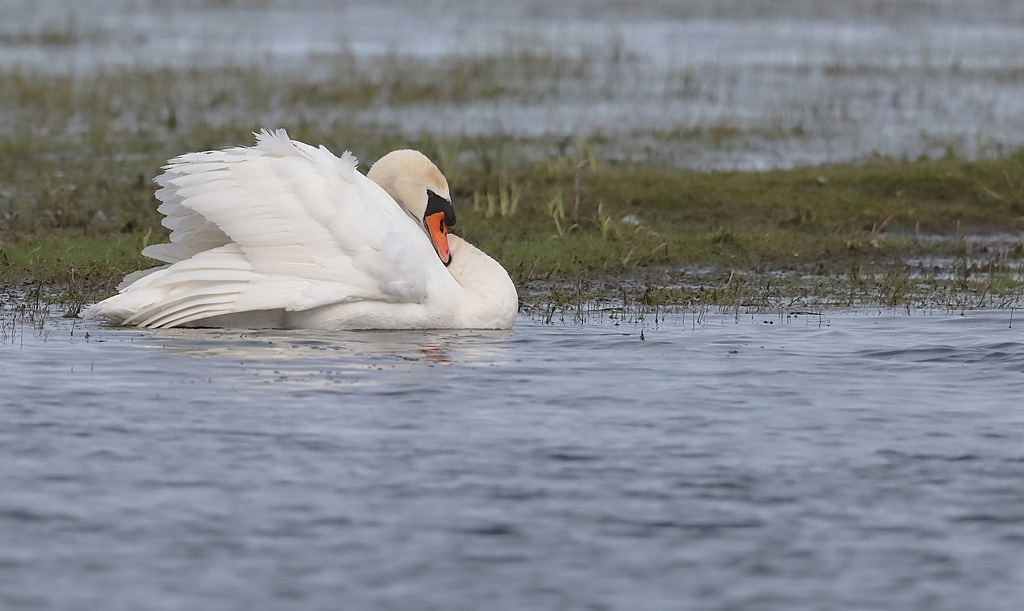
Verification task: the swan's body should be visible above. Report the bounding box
[84,129,517,330]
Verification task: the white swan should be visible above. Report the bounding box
[83,129,518,330]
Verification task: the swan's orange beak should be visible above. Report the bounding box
[424,212,451,266]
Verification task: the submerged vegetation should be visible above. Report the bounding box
[1,42,1023,315]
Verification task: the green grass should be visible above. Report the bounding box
[452,151,1024,277]
[2,136,1023,310]
[0,233,152,288]
[1,55,1023,312]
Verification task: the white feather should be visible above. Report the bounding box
[85,130,519,330]
[86,130,433,327]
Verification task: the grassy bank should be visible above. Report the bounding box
[1,130,1023,311]
[1,55,1023,313]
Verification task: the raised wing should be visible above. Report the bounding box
[88,129,436,327]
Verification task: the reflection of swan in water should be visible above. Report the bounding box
[85,129,518,330]
[123,326,518,369]
[76,325,519,396]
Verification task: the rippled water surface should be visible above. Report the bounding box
[3,310,1024,610]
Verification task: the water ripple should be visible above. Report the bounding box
[3,310,1024,610]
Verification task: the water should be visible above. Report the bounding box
[3,310,1024,610]
[3,0,1024,167]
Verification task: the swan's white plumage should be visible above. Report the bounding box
[84,129,518,330]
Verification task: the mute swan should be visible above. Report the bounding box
[83,129,518,330]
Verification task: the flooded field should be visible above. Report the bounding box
[4,1,1024,609]
[2,0,1024,168]
[3,309,1024,610]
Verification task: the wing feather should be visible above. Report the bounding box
[86,129,436,327]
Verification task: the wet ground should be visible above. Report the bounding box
[4,2,1024,609]
[3,310,1024,610]
[2,0,1024,168]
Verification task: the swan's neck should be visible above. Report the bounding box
[445,235,518,329]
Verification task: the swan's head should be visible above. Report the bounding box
[367,149,456,266]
